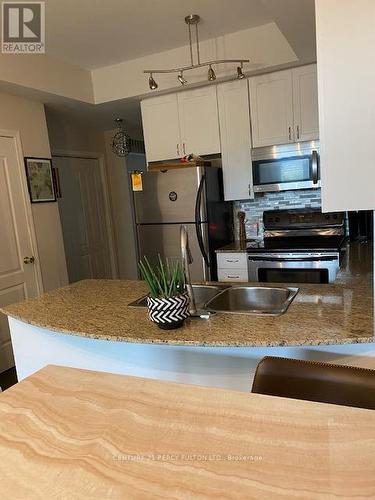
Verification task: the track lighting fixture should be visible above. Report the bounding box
[144,14,249,90]
[208,65,216,81]
[178,71,188,86]
[148,73,158,90]
[237,62,245,79]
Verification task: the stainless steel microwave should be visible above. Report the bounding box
[252,141,320,193]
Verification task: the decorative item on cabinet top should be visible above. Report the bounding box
[144,14,249,90]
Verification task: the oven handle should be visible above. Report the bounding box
[312,150,319,184]
[248,256,338,262]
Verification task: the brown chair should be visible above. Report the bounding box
[252,356,375,410]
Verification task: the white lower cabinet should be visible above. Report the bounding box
[217,252,248,282]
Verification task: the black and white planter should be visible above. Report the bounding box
[147,293,190,330]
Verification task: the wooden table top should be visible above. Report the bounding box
[0,365,375,499]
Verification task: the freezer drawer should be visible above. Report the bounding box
[137,223,208,281]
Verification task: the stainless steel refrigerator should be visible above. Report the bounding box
[133,166,233,281]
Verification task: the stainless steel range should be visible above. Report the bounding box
[247,208,346,284]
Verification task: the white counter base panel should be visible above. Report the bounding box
[10,317,375,392]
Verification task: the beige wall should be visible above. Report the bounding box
[104,130,139,280]
[0,91,68,291]
[0,53,94,103]
[45,109,105,153]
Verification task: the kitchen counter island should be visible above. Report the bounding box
[2,242,373,390]
[2,364,375,498]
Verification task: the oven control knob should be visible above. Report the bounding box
[325,214,330,219]
[333,214,338,219]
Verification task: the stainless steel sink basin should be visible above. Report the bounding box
[203,286,299,316]
[128,284,229,310]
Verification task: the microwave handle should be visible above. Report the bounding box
[312,150,319,184]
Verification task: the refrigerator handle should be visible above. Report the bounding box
[195,175,210,268]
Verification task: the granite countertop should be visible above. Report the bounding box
[215,241,251,252]
[1,242,373,348]
[2,365,375,497]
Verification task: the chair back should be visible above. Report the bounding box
[252,356,375,410]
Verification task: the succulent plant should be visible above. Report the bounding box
[139,255,186,299]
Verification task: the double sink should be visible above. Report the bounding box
[129,284,299,316]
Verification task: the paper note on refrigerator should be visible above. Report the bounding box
[131,173,143,191]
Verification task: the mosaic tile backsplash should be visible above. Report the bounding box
[233,188,322,240]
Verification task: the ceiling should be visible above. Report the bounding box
[36,0,316,135]
[44,0,315,69]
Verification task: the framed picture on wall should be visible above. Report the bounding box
[24,157,56,203]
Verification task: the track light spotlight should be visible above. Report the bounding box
[207,65,216,81]
[148,73,158,90]
[237,63,245,79]
[178,72,188,86]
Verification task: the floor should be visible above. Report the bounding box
[0,367,18,391]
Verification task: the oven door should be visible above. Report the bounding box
[247,253,340,284]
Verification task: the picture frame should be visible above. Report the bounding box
[24,157,57,203]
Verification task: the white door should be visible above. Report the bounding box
[54,157,113,283]
[141,94,181,163]
[249,70,294,147]
[0,135,41,372]
[178,86,221,156]
[292,65,319,142]
[217,79,254,201]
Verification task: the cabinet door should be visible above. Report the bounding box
[177,86,221,156]
[217,80,254,201]
[249,70,294,147]
[316,0,375,211]
[141,94,181,163]
[292,65,319,142]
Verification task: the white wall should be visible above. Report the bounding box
[92,22,298,103]
[316,0,375,212]
[0,91,68,291]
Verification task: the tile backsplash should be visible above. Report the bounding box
[233,189,322,240]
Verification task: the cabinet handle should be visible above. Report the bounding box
[226,259,239,263]
[288,126,292,141]
[296,125,300,140]
[183,142,186,155]
[227,275,240,279]
[177,144,180,156]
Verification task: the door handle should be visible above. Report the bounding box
[312,150,319,184]
[182,142,186,155]
[23,256,35,264]
[288,126,292,141]
[296,125,300,140]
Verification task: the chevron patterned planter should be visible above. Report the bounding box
[147,293,190,330]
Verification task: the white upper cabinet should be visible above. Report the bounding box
[141,94,181,162]
[249,70,294,147]
[316,0,375,211]
[141,86,220,163]
[292,65,319,142]
[178,86,221,156]
[217,79,253,201]
[249,65,319,148]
